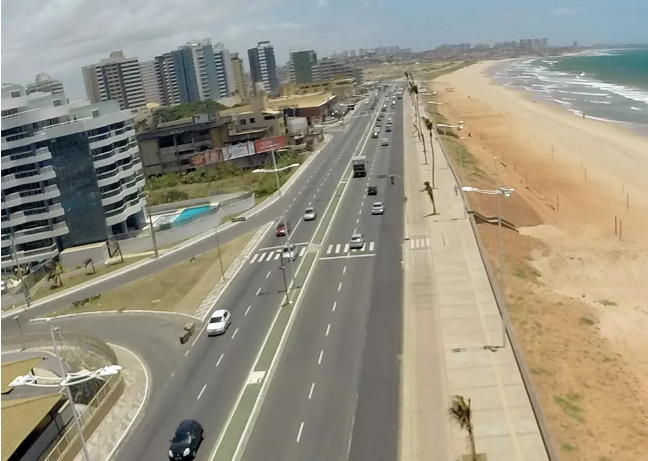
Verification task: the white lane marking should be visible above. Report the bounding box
[358,209,362,215]
[170,371,175,378]
[258,252,268,262]
[197,384,207,400]
[245,305,251,316]
[292,218,303,235]
[426,237,430,247]
[299,247,306,257]
[326,324,331,336]
[308,201,313,206]
[343,243,350,253]
[256,287,262,296]
[338,282,342,292]
[318,350,324,364]
[361,201,364,207]
[313,194,317,199]
[308,383,315,399]
[335,243,341,253]
[369,242,375,251]
[266,271,272,279]
[216,354,224,367]
[343,266,347,274]
[250,254,259,264]
[356,218,360,224]
[360,242,366,251]
[185,350,190,357]
[327,244,333,255]
[232,328,239,339]
[274,252,281,261]
[332,301,337,312]
[319,254,376,261]
[296,422,305,443]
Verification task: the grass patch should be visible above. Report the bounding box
[47,230,257,317]
[580,316,596,326]
[554,392,585,423]
[597,298,617,307]
[560,442,578,452]
[530,367,548,375]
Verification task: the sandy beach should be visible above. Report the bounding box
[428,61,648,460]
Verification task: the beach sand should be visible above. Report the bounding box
[429,61,648,460]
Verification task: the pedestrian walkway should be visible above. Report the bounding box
[73,345,147,461]
[248,241,377,264]
[401,95,551,461]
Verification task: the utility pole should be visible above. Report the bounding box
[11,234,32,308]
[144,198,159,258]
[214,224,225,281]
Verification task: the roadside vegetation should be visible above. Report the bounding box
[144,150,305,206]
[48,230,256,317]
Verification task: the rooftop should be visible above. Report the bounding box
[1,357,43,394]
[268,92,335,110]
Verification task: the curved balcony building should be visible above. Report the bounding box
[1,84,146,270]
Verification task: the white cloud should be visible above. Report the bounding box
[316,0,328,9]
[0,0,290,97]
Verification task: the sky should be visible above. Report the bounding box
[2,0,648,99]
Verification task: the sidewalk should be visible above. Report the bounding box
[401,95,550,461]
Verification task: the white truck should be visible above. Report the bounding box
[352,155,367,177]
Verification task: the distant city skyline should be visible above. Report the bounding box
[3,0,648,99]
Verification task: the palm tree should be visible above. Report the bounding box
[407,80,428,164]
[46,261,64,288]
[422,116,436,189]
[449,395,477,461]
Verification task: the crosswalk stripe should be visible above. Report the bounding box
[258,252,267,262]
[343,243,349,253]
[360,243,366,251]
[335,244,341,253]
[327,244,333,255]
[250,254,259,264]
[299,247,306,257]
[426,237,430,247]
[274,252,281,261]
[369,242,375,251]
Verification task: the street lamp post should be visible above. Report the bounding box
[253,157,300,305]
[144,197,159,258]
[462,186,514,349]
[13,315,24,350]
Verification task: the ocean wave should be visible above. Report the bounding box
[556,90,609,96]
[587,100,612,105]
[551,99,572,107]
[630,106,642,111]
[568,109,622,123]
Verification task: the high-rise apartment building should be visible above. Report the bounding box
[82,51,146,110]
[154,40,235,106]
[289,50,318,84]
[140,61,162,105]
[1,84,146,269]
[231,53,248,97]
[248,41,279,96]
[26,73,64,95]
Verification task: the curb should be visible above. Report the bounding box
[31,309,201,323]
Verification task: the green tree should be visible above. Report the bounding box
[46,261,64,289]
[422,116,436,189]
[449,395,477,461]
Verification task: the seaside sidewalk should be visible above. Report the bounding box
[400,95,550,461]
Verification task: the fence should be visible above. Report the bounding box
[434,128,561,461]
[41,373,125,461]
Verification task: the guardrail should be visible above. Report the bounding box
[2,331,118,364]
[433,128,561,461]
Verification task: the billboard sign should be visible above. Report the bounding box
[191,148,223,166]
[223,141,256,160]
[254,136,287,154]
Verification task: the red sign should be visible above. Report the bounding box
[254,136,287,154]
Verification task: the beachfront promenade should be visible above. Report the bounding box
[400,94,552,461]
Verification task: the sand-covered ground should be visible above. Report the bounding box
[428,61,648,460]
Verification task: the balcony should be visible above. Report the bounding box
[4,221,69,246]
[105,197,143,227]
[2,184,61,208]
[89,128,135,149]
[1,147,52,171]
[2,203,65,228]
[0,242,59,268]
[1,165,56,190]
[93,142,138,169]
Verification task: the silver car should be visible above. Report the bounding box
[381,138,389,146]
[371,202,385,215]
[349,233,365,250]
[304,207,317,221]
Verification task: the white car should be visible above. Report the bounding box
[381,138,389,146]
[372,130,379,138]
[281,243,297,261]
[349,233,365,250]
[1,280,7,295]
[207,309,231,336]
[371,202,385,215]
[304,207,317,221]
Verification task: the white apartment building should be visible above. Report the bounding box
[213,42,236,99]
[26,73,64,95]
[154,52,181,106]
[82,51,146,110]
[1,84,146,270]
[140,60,162,105]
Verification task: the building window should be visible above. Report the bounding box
[240,119,246,125]
[249,117,256,123]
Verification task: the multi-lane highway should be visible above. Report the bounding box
[111,89,404,461]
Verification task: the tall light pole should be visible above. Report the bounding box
[11,234,32,308]
[13,315,24,350]
[462,186,514,349]
[49,321,93,461]
[144,196,159,258]
[253,157,300,305]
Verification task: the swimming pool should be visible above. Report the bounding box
[175,205,212,223]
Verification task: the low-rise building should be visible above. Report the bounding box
[280,78,356,100]
[267,91,337,125]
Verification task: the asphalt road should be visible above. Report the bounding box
[106,98,384,461]
[240,86,405,461]
[0,112,364,324]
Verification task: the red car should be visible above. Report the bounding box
[275,221,291,237]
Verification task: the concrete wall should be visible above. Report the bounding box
[118,194,255,254]
[150,197,213,213]
[60,242,109,269]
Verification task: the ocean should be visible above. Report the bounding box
[492,49,648,134]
